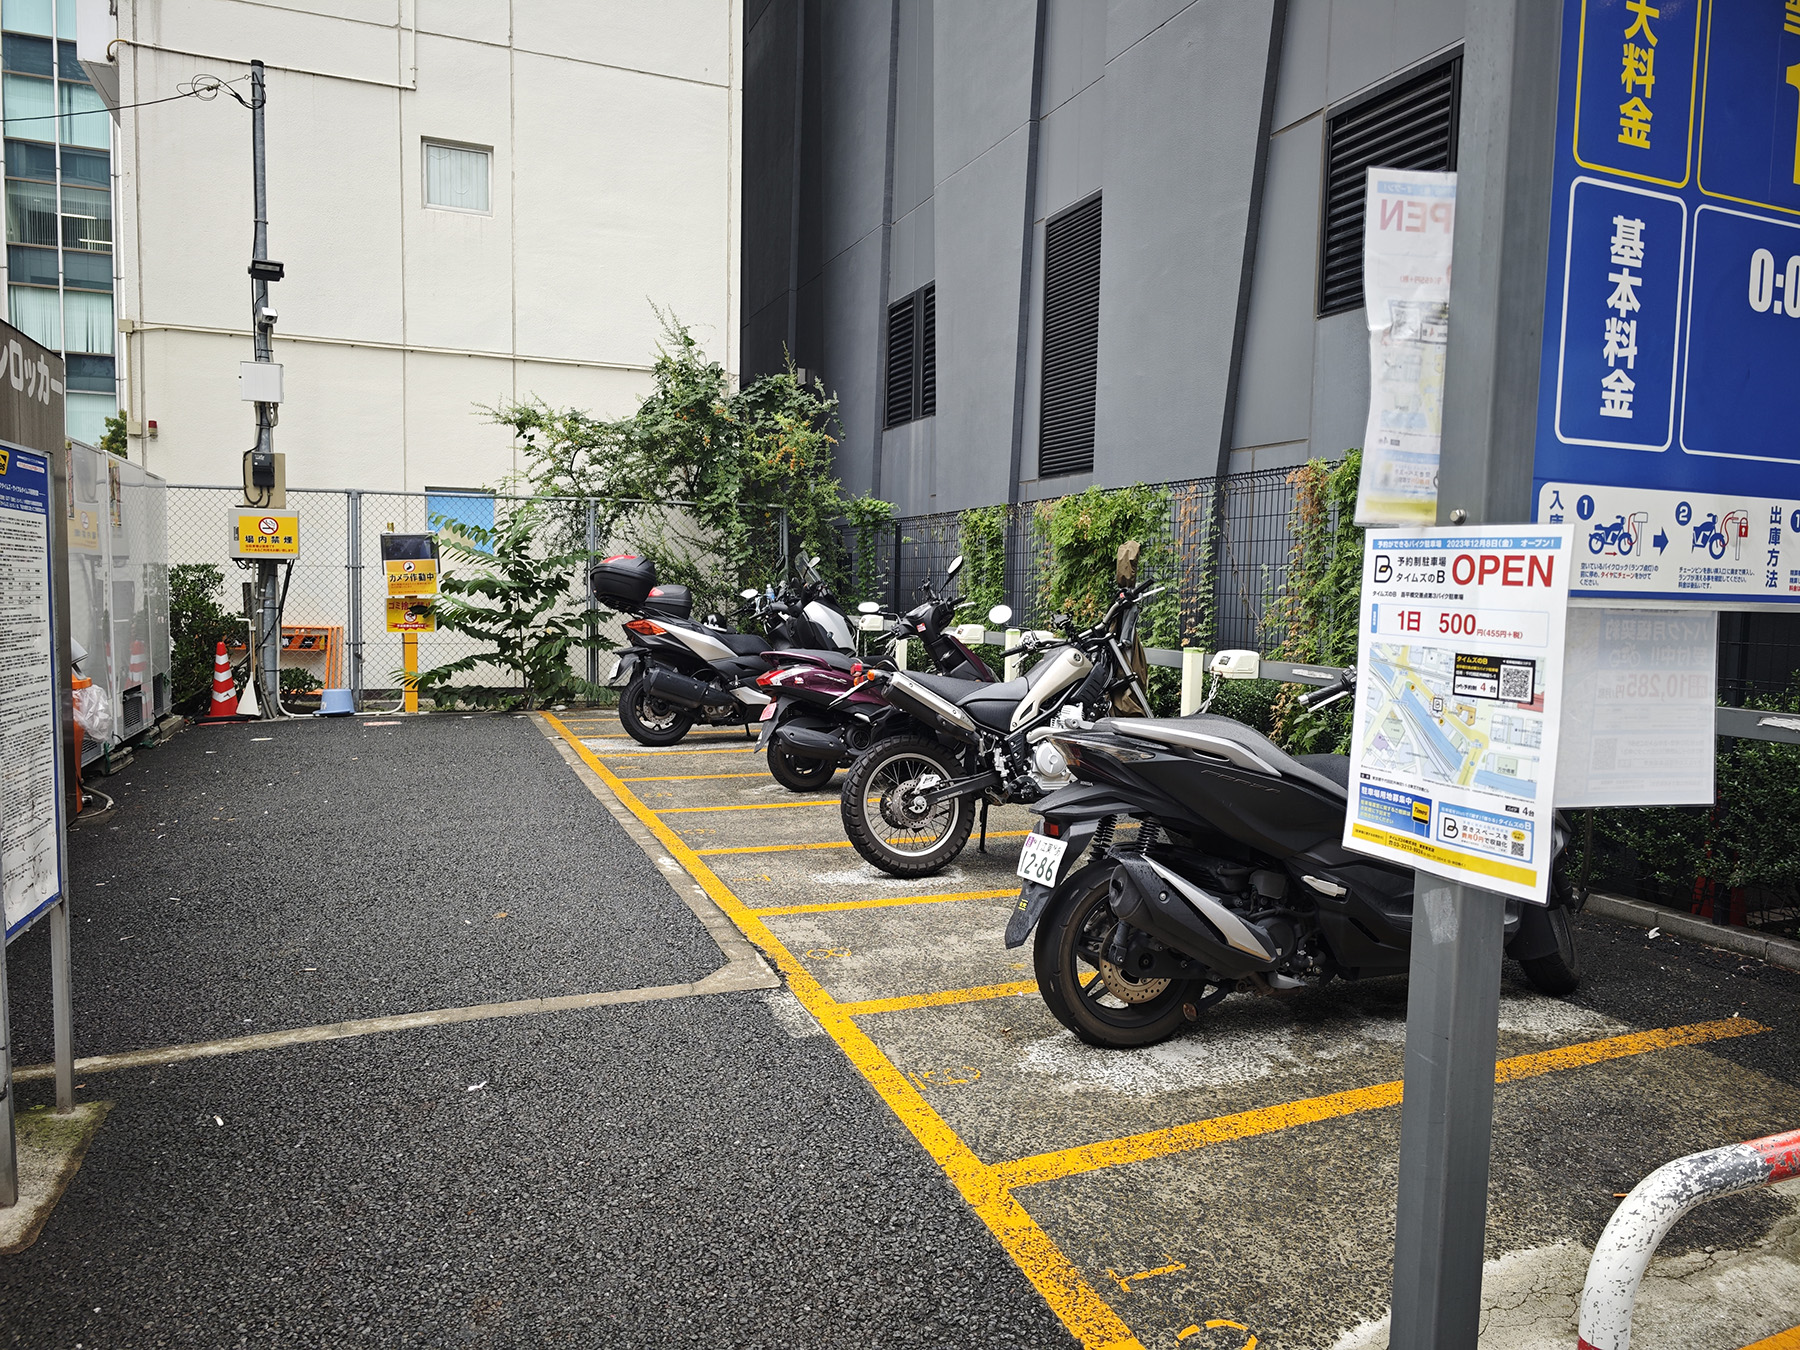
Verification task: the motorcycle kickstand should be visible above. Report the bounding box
[978,798,989,854]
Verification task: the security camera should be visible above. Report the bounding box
[256,304,278,328]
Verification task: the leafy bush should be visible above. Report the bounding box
[1267,451,1363,752]
[411,503,609,711]
[280,667,318,697]
[169,563,239,712]
[1039,485,1180,712]
[490,310,894,615]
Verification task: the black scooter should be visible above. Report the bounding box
[1005,668,1581,1048]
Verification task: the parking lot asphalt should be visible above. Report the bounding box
[0,714,1076,1349]
[542,710,1800,1350]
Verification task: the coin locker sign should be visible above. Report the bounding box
[1345,527,1574,905]
[230,510,299,559]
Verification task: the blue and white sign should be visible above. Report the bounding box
[0,444,65,941]
[1534,0,1800,603]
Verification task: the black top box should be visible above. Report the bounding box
[643,584,693,619]
[590,553,657,611]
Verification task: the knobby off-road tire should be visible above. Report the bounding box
[1035,863,1205,1049]
[839,736,974,878]
[1518,903,1582,996]
[767,743,837,792]
[618,674,693,747]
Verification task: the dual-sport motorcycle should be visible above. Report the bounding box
[840,569,1162,877]
[752,555,1002,791]
[592,551,857,746]
[1004,663,1583,1049]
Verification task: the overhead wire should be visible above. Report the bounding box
[0,72,252,128]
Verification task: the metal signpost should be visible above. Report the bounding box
[0,324,75,1208]
[1388,0,1800,1339]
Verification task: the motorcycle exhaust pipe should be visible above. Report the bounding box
[1106,854,1275,981]
[643,665,736,712]
[883,671,980,744]
[773,724,846,763]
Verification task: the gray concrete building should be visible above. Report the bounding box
[741,0,1465,518]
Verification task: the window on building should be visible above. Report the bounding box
[2,0,54,38]
[423,141,490,212]
[885,282,935,428]
[60,182,108,251]
[1039,194,1101,479]
[1318,54,1462,317]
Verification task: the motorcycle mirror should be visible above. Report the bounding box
[946,555,964,579]
[857,600,881,614]
[740,588,759,600]
[987,604,1014,626]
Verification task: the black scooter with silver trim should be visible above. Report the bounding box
[1004,659,1582,1049]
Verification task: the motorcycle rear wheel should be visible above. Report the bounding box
[840,736,974,878]
[618,675,694,747]
[768,744,837,791]
[1035,864,1218,1048]
[1518,903,1581,996]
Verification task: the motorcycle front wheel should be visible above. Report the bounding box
[839,736,974,878]
[1518,903,1581,996]
[1035,863,1223,1048]
[618,674,694,747]
[768,743,837,791]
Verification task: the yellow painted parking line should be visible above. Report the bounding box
[619,771,770,782]
[838,980,1039,1017]
[697,840,855,856]
[1741,1326,1800,1350]
[750,887,1020,917]
[695,830,1033,856]
[991,1017,1768,1191]
[588,745,759,759]
[659,799,840,814]
[540,713,1145,1350]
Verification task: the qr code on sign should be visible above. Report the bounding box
[1499,661,1535,702]
[1510,839,1526,857]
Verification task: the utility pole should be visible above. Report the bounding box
[246,59,284,714]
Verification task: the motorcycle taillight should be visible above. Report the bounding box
[851,660,865,684]
[756,668,784,687]
[624,618,666,636]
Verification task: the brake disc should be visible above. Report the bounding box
[880,772,943,829]
[1098,958,1170,1004]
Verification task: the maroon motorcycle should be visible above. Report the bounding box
[752,556,1004,791]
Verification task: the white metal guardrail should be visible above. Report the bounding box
[1576,1127,1800,1350]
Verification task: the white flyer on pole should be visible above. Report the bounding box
[1355,168,1456,527]
[1345,526,1574,905]
[1555,607,1716,808]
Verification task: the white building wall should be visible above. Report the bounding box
[105,0,740,490]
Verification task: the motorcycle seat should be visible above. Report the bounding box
[1295,752,1350,790]
[1107,714,1347,801]
[906,671,997,701]
[769,648,855,672]
[956,678,1030,730]
[714,632,771,655]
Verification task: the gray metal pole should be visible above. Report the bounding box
[1387,0,1561,1343]
[584,499,599,687]
[0,942,14,1206]
[348,490,363,710]
[49,903,72,1113]
[249,60,279,714]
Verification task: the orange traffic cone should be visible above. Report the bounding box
[128,638,146,691]
[206,641,238,719]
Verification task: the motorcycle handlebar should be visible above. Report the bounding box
[1298,669,1356,709]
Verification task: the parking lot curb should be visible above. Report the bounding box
[1586,893,1800,974]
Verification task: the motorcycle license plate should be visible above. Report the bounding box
[1016,831,1068,887]
[759,702,777,721]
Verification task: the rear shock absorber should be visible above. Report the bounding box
[1136,821,1161,854]
[1091,814,1116,858]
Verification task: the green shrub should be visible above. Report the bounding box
[169,563,239,712]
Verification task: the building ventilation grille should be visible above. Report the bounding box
[886,283,936,428]
[885,295,917,428]
[919,285,936,418]
[1318,56,1461,318]
[1039,194,1101,479]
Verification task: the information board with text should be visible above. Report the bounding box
[1345,528,1574,905]
[1534,0,1800,604]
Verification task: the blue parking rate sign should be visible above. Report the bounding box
[1534,0,1800,604]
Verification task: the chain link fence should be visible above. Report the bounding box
[166,487,793,709]
[854,465,1314,651]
